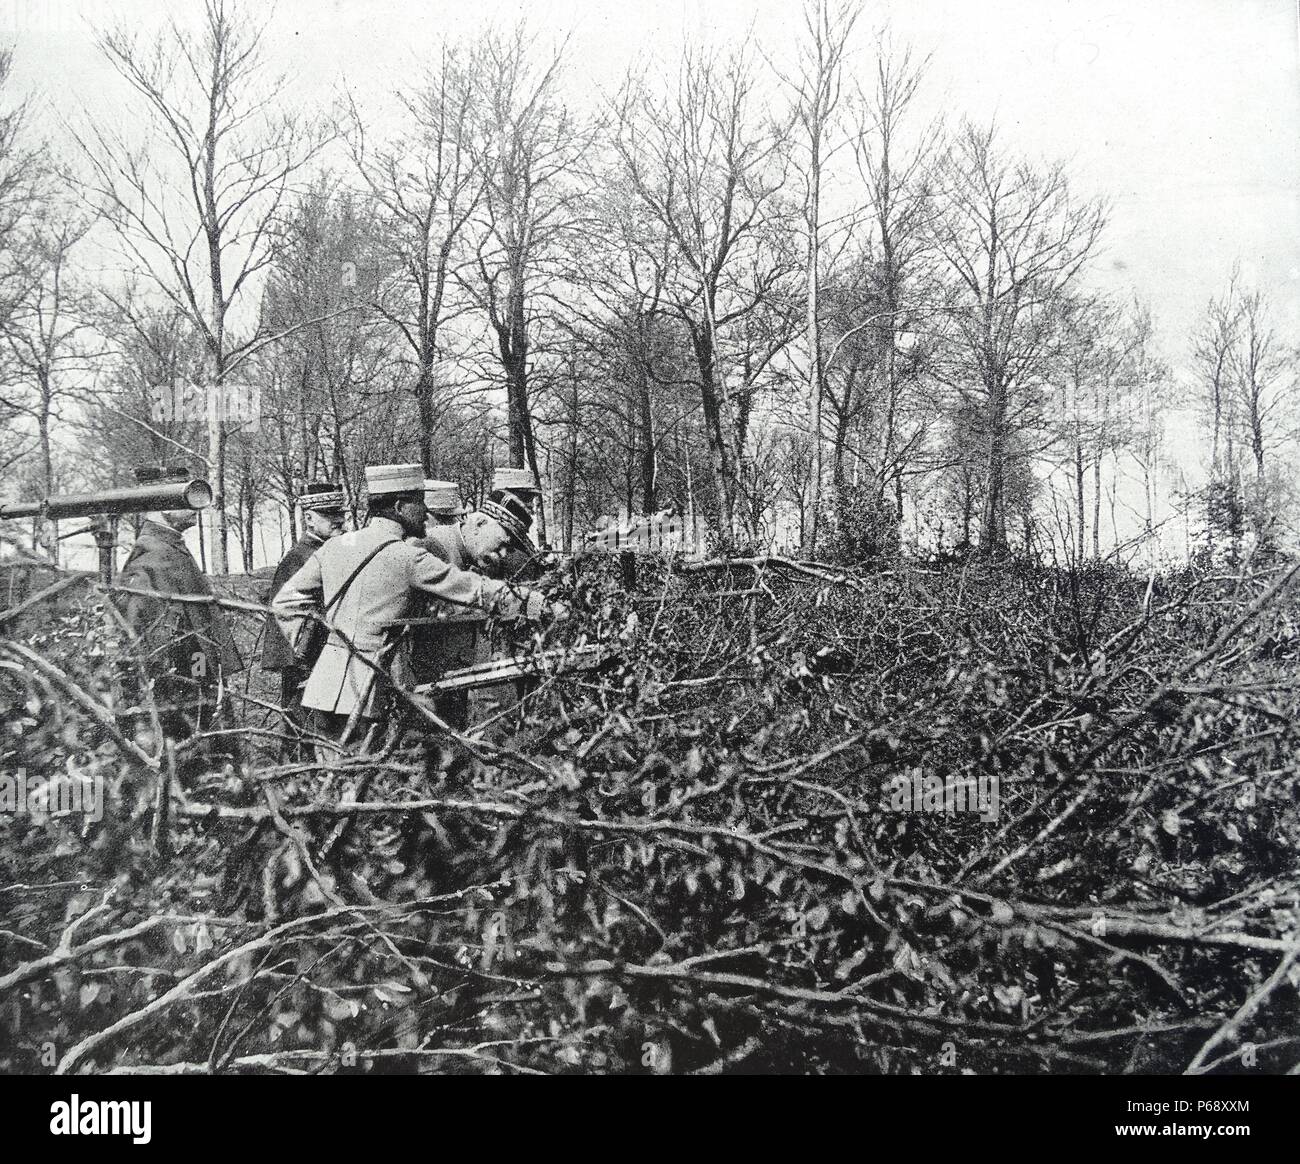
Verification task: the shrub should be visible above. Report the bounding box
[2,553,1298,1074]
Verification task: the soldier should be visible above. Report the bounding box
[261,482,347,758]
[422,489,536,574]
[492,466,540,507]
[115,465,245,777]
[411,488,543,729]
[423,480,465,533]
[490,468,546,582]
[272,463,555,753]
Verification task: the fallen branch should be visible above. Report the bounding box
[0,914,248,995]
[1184,938,1300,1074]
[0,572,91,626]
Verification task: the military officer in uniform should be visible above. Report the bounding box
[491,467,544,581]
[422,489,536,575]
[493,466,540,508]
[422,480,465,534]
[411,488,543,728]
[271,463,554,754]
[116,465,245,778]
[262,482,347,758]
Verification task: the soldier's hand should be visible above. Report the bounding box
[546,599,572,623]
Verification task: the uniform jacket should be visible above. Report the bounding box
[420,524,470,571]
[116,519,245,685]
[261,532,325,671]
[411,525,484,679]
[272,517,541,719]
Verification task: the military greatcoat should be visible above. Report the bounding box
[262,531,326,671]
[272,516,542,722]
[116,519,245,693]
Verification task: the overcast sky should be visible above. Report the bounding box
[3,0,1298,567]
[6,0,1297,370]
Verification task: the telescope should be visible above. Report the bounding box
[0,479,213,521]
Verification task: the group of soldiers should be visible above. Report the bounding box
[114,461,563,776]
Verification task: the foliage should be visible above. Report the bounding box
[2,552,1300,1075]
[830,482,900,565]
[1203,473,1247,552]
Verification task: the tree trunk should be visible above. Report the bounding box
[37,372,56,559]
[498,268,544,544]
[1074,439,1086,562]
[980,383,1008,555]
[829,363,858,490]
[831,410,849,490]
[880,352,899,511]
[1092,449,1102,560]
[960,469,974,546]
[637,365,657,513]
[564,424,578,554]
[416,364,437,477]
[689,319,736,532]
[243,489,255,571]
[204,65,229,575]
[803,167,824,557]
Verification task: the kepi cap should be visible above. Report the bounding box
[481,488,535,553]
[423,479,466,516]
[298,481,346,512]
[492,467,539,496]
[364,463,423,497]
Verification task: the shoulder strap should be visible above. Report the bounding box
[323,538,401,616]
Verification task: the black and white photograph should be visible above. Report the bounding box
[0,0,1295,1124]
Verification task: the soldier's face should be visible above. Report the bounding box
[306,509,345,539]
[463,515,511,572]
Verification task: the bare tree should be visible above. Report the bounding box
[930,121,1105,554]
[0,51,44,330]
[819,264,883,489]
[81,299,209,544]
[465,26,596,542]
[1121,301,1169,550]
[777,0,863,554]
[562,177,677,519]
[1193,273,1242,480]
[1231,288,1290,492]
[612,44,791,534]
[849,37,940,522]
[0,215,104,554]
[1193,280,1294,546]
[1050,293,1129,560]
[73,0,332,572]
[255,178,397,552]
[0,49,48,478]
[349,44,481,476]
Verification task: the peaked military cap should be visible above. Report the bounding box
[492,467,540,496]
[364,463,423,497]
[481,488,536,553]
[298,481,346,512]
[423,479,466,516]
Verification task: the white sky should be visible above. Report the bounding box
[3,0,1298,565]
[6,0,1297,364]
